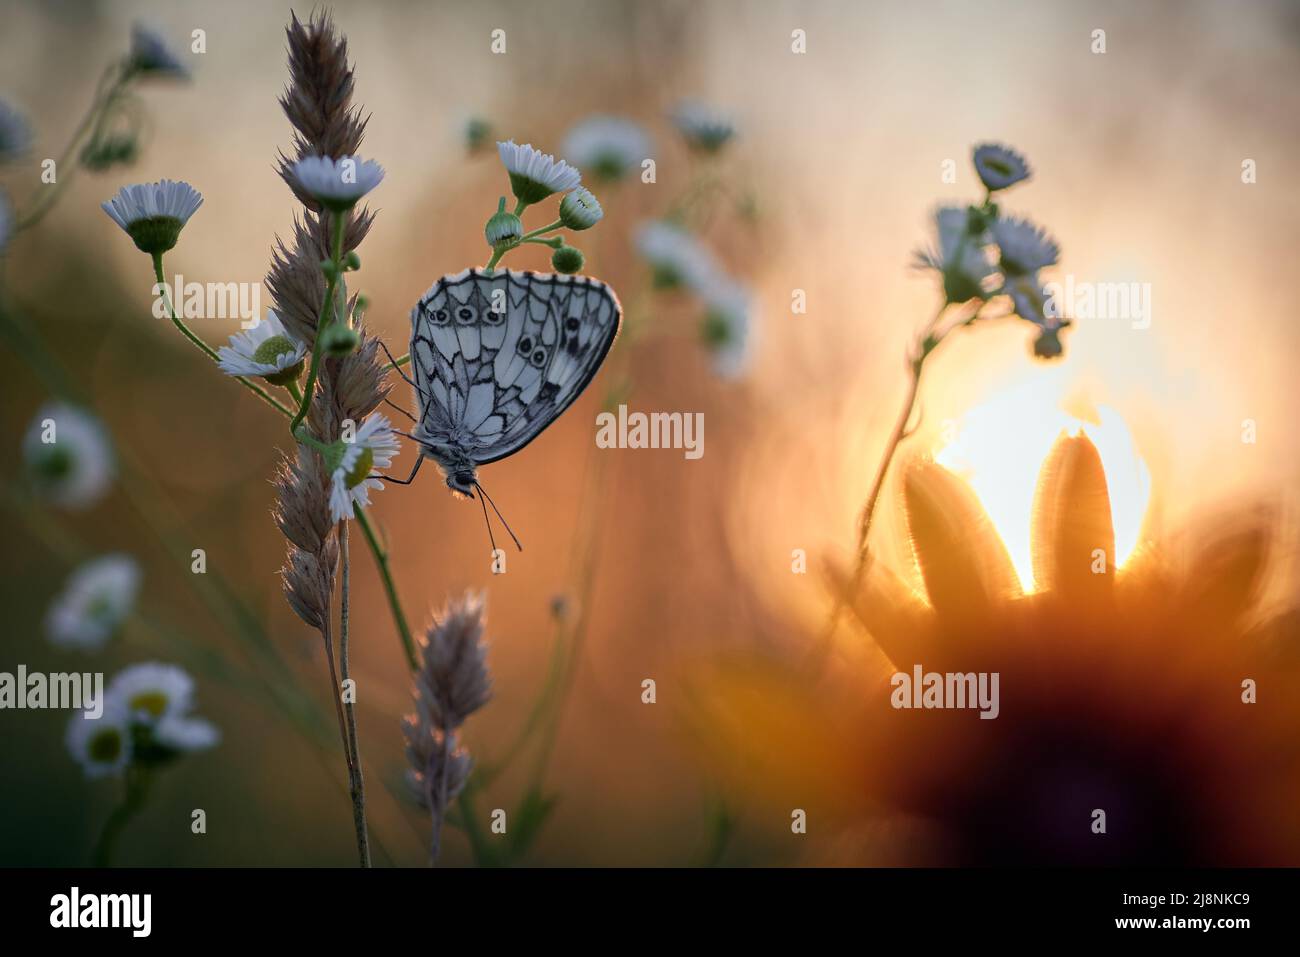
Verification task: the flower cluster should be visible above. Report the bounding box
[67,662,218,778]
[912,143,1069,358]
[488,140,603,274]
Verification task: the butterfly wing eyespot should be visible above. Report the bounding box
[409,268,623,474]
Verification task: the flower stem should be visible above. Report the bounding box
[289,210,347,437]
[91,766,153,867]
[150,252,294,418]
[15,62,128,233]
[338,520,371,867]
[352,503,418,671]
[519,219,562,241]
[386,352,410,370]
[819,303,951,648]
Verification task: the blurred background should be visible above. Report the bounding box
[1,0,1298,866]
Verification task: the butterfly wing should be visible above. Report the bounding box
[409,268,621,466]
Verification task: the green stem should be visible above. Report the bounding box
[150,252,293,417]
[338,520,372,867]
[519,219,562,241]
[387,353,410,370]
[289,211,346,436]
[92,766,153,867]
[15,62,128,233]
[352,503,417,671]
[286,380,303,404]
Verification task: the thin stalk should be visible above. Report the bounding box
[338,520,371,866]
[429,730,452,866]
[519,218,562,241]
[15,62,128,233]
[150,252,293,417]
[92,766,153,867]
[289,210,346,437]
[820,302,962,648]
[352,503,418,670]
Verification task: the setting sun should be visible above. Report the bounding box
[934,372,1151,591]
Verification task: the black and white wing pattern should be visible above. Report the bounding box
[409,268,621,468]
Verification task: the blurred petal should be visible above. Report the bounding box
[1031,432,1114,598]
[825,558,935,668]
[1178,519,1271,630]
[680,656,868,818]
[903,460,1022,621]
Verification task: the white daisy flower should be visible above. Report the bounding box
[328,413,401,522]
[66,702,133,779]
[973,143,1031,192]
[101,179,203,254]
[0,98,32,161]
[560,116,651,181]
[106,662,195,725]
[497,140,581,204]
[698,275,755,379]
[129,23,190,78]
[635,220,719,290]
[912,205,995,303]
[155,715,221,753]
[22,402,114,509]
[289,154,385,212]
[45,555,141,651]
[672,100,736,153]
[558,187,603,231]
[216,310,307,384]
[991,215,1059,276]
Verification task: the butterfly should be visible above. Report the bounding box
[383,267,622,548]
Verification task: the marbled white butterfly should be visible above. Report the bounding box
[385,268,621,547]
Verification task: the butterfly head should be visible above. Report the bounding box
[446,466,478,498]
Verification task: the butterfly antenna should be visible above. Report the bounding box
[474,485,501,557]
[474,481,523,552]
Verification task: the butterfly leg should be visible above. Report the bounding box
[383,397,416,421]
[380,455,424,485]
[377,338,420,390]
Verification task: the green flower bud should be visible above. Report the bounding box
[1032,326,1065,360]
[559,187,603,231]
[485,196,523,250]
[321,323,360,356]
[344,251,361,271]
[551,244,585,275]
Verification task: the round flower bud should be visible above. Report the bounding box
[485,201,523,250]
[551,244,585,275]
[321,323,360,357]
[1032,326,1065,360]
[343,251,361,271]
[559,187,603,231]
